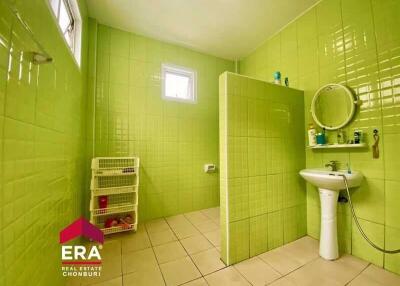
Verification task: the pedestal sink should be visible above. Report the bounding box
[300,168,363,260]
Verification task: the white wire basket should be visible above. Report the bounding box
[92,157,139,170]
[90,192,137,216]
[91,174,138,189]
[90,157,140,235]
[91,185,138,196]
[92,211,137,235]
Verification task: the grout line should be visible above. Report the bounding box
[181,211,220,249]
[369,0,387,269]
[344,262,371,285]
[119,237,125,286]
[164,217,207,278]
[164,210,223,285]
[106,212,399,286]
[264,254,319,277]
[142,222,168,286]
[232,264,256,286]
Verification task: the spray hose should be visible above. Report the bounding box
[340,174,400,254]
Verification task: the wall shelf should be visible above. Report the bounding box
[308,143,367,149]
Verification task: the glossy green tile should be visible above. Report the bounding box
[267,174,283,212]
[385,180,400,229]
[0,0,89,284]
[229,219,250,264]
[248,176,268,217]
[337,212,352,254]
[94,25,233,221]
[249,214,269,256]
[283,206,302,244]
[352,219,384,267]
[268,210,284,250]
[384,134,400,181]
[228,177,249,222]
[385,226,400,275]
[110,28,130,57]
[240,0,400,272]
[371,0,400,50]
[247,137,267,176]
[351,178,384,224]
[220,73,305,265]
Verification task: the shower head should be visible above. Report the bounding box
[28,52,52,65]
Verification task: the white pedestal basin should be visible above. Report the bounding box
[300,169,363,260]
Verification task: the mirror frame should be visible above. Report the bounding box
[311,83,356,131]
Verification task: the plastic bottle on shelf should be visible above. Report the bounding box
[308,123,317,147]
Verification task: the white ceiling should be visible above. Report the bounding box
[86,0,320,60]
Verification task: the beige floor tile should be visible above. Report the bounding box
[160,256,202,286]
[191,248,226,275]
[234,257,281,286]
[203,229,220,247]
[86,276,122,286]
[281,236,319,264]
[123,268,165,286]
[285,255,369,285]
[98,239,121,259]
[348,264,400,286]
[212,218,220,225]
[180,234,213,255]
[268,277,297,286]
[194,220,219,233]
[201,207,220,221]
[145,218,171,234]
[205,267,251,286]
[154,241,188,263]
[121,231,151,253]
[258,247,304,275]
[66,279,80,286]
[122,248,159,274]
[348,275,382,286]
[148,228,177,246]
[80,256,122,285]
[166,214,190,228]
[171,223,200,239]
[185,211,209,225]
[181,278,208,286]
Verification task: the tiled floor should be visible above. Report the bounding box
[68,207,400,286]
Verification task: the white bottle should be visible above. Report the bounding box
[308,123,317,146]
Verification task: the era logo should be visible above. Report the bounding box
[62,245,101,260]
[59,217,104,266]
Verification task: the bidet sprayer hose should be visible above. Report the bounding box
[340,174,400,254]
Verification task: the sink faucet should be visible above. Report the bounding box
[325,160,339,171]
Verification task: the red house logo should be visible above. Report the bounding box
[60,217,104,244]
[60,218,104,266]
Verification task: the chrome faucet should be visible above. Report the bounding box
[325,160,339,171]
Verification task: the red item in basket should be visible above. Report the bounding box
[98,196,108,209]
[104,218,118,228]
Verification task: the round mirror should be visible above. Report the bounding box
[311,84,356,130]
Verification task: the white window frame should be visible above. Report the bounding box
[48,0,82,67]
[161,63,197,104]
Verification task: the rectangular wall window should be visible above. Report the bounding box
[49,0,82,66]
[162,64,197,103]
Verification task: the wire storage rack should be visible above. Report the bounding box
[90,157,139,234]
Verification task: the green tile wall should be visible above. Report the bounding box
[0,0,89,285]
[240,0,400,274]
[219,72,306,265]
[89,23,234,221]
